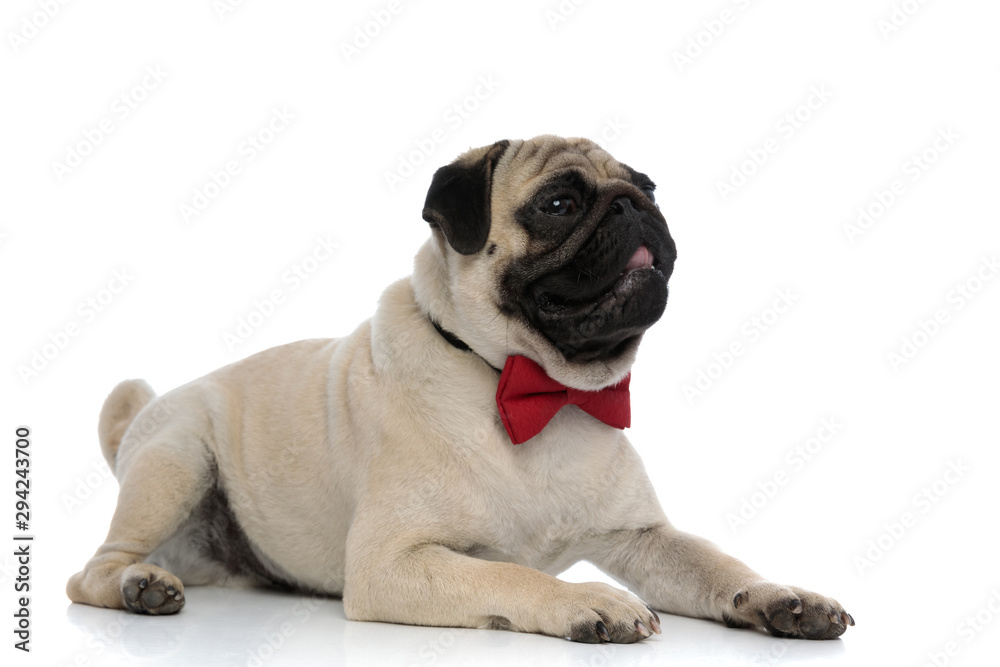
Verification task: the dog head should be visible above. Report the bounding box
[415,135,676,390]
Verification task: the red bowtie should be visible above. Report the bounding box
[495,355,631,445]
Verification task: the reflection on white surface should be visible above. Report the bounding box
[54,586,861,667]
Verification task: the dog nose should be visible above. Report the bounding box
[609,196,635,215]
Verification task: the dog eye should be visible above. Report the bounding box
[542,195,578,216]
[641,185,656,203]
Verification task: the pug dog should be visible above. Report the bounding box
[67,135,854,643]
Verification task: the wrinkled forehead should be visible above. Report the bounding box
[494,136,631,194]
[485,136,637,258]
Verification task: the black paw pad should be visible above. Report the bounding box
[122,574,184,615]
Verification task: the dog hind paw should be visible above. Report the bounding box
[121,564,185,615]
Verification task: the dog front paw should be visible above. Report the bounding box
[726,582,853,640]
[560,582,661,643]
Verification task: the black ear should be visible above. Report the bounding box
[422,140,509,255]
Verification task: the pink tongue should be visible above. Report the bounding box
[624,245,654,272]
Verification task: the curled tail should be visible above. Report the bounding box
[98,379,156,470]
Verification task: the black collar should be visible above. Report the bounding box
[431,319,471,352]
[430,319,501,373]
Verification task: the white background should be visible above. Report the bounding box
[3,0,999,665]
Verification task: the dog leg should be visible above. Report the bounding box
[67,440,211,614]
[344,540,661,642]
[587,523,854,639]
